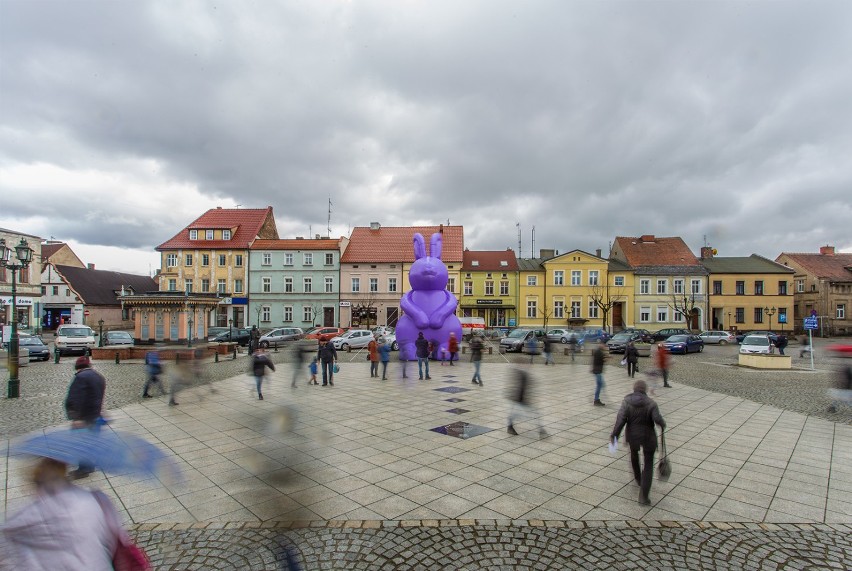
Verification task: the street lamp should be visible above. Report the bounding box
[187,304,195,348]
[764,306,776,333]
[98,319,105,347]
[1,237,34,399]
[228,318,233,341]
[727,311,732,331]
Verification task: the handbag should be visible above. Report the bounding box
[658,430,671,481]
[333,364,340,374]
[620,358,627,366]
[92,491,152,571]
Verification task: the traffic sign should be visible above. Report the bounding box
[803,317,818,330]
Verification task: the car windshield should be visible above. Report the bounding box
[611,333,632,341]
[743,337,770,346]
[507,330,528,338]
[60,328,92,336]
[19,338,41,345]
[110,332,132,339]
[666,335,689,342]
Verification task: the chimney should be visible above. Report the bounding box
[87,263,95,270]
[595,248,602,258]
[439,224,444,234]
[820,245,835,256]
[700,246,715,259]
[369,222,380,231]
[539,248,555,259]
[639,235,655,243]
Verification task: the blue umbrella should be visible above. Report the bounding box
[12,428,179,479]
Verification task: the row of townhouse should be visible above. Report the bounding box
[112,208,850,344]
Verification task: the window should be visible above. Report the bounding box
[640,279,650,294]
[52,285,59,295]
[674,310,683,322]
[657,306,668,322]
[284,277,293,293]
[527,275,538,286]
[218,254,226,266]
[235,254,243,267]
[837,304,846,319]
[778,281,787,295]
[691,279,702,294]
[640,307,651,322]
[189,229,198,240]
[325,277,333,293]
[283,306,293,322]
[589,271,599,286]
[657,279,667,294]
[185,254,193,266]
[261,306,270,322]
[184,279,193,293]
[588,300,599,318]
[755,280,764,295]
[304,253,313,266]
[554,271,564,286]
[284,253,293,266]
[447,277,455,293]
[713,280,722,295]
[369,277,378,292]
[303,307,313,322]
[262,277,271,293]
[168,279,177,291]
[485,281,494,295]
[796,279,804,293]
[388,277,398,293]
[571,300,581,318]
[66,287,71,296]
[464,281,473,295]
[325,253,334,265]
[614,276,625,287]
[554,300,564,318]
[571,271,581,286]
[673,279,684,294]
[351,277,360,292]
[500,281,509,295]
[262,253,272,266]
[736,281,745,295]
[304,277,312,293]
[166,253,178,267]
[754,307,764,323]
[527,300,537,318]
[206,229,214,240]
[217,279,226,294]
[201,279,210,292]
[736,307,745,323]
[234,279,243,293]
[201,254,210,266]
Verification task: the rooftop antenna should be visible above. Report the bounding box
[327,198,333,237]
[531,226,536,257]
[516,222,522,258]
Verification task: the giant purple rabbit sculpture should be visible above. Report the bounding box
[396,232,463,361]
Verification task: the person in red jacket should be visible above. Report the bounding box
[655,343,671,387]
[448,332,459,366]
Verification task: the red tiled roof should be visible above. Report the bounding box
[157,207,277,251]
[251,239,341,250]
[777,252,852,281]
[41,243,64,260]
[614,235,700,267]
[341,225,464,263]
[463,250,519,271]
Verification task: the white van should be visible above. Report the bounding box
[55,324,97,355]
[459,317,486,339]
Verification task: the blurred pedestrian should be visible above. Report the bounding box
[291,342,305,388]
[625,342,639,378]
[525,335,540,364]
[568,334,579,362]
[775,334,788,356]
[656,343,671,387]
[317,336,337,386]
[142,350,165,398]
[252,347,275,400]
[542,336,554,365]
[0,458,139,569]
[470,333,484,386]
[610,379,667,505]
[415,332,431,380]
[507,366,547,438]
[448,332,459,366]
[368,334,380,378]
[592,339,607,406]
[309,357,318,385]
[64,356,105,479]
[378,338,392,379]
[168,355,192,406]
[249,325,260,353]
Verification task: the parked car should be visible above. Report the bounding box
[736,330,779,344]
[305,326,346,340]
[377,331,399,351]
[739,335,773,354]
[699,331,736,345]
[606,330,652,353]
[18,335,51,361]
[371,326,395,337]
[212,328,251,346]
[259,327,304,347]
[54,324,97,355]
[546,329,575,344]
[499,329,546,353]
[651,328,691,342]
[330,329,374,350]
[206,326,231,341]
[102,331,134,346]
[661,334,704,354]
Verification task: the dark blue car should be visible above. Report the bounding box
[661,334,704,354]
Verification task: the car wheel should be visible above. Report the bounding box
[698,345,704,353]
[341,343,349,350]
[560,337,568,344]
[718,340,727,345]
[392,341,399,351]
[259,341,269,348]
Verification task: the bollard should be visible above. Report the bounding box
[273,343,278,353]
[54,347,61,364]
[232,345,237,360]
[115,352,120,364]
[214,351,219,363]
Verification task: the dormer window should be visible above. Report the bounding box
[206,229,214,240]
[222,229,231,240]
[189,230,198,240]
[500,261,508,266]
[471,261,479,267]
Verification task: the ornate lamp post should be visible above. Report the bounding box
[98,319,105,347]
[764,306,776,333]
[187,304,195,348]
[1,237,34,399]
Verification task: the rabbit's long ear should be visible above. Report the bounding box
[430,233,443,259]
[413,233,426,259]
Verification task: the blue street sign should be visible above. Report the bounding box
[803,317,818,330]
[778,314,787,324]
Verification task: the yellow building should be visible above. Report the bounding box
[459,249,519,327]
[516,254,546,328]
[537,249,611,330]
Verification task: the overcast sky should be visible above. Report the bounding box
[2,1,850,276]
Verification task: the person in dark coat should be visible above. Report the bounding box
[592,339,607,406]
[64,356,106,479]
[542,336,554,365]
[506,366,547,438]
[470,333,484,386]
[252,348,275,400]
[317,337,338,386]
[249,325,260,353]
[610,379,667,505]
[142,350,165,398]
[774,334,788,356]
[415,332,431,380]
[625,342,639,378]
[378,338,392,380]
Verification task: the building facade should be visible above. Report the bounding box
[459,249,518,327]
[1,228,43,335]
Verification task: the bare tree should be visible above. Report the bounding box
[305,302,323,327]
[589,281,626,334]
[352,291,379,329]
[667,289,700,332]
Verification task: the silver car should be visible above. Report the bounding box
[259,327,304,347]
[546,329,576,344]
[699,331,735,345]
[330,329,374,350]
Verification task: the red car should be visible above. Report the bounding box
[827,344,852,356]
[304,327,345,340]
